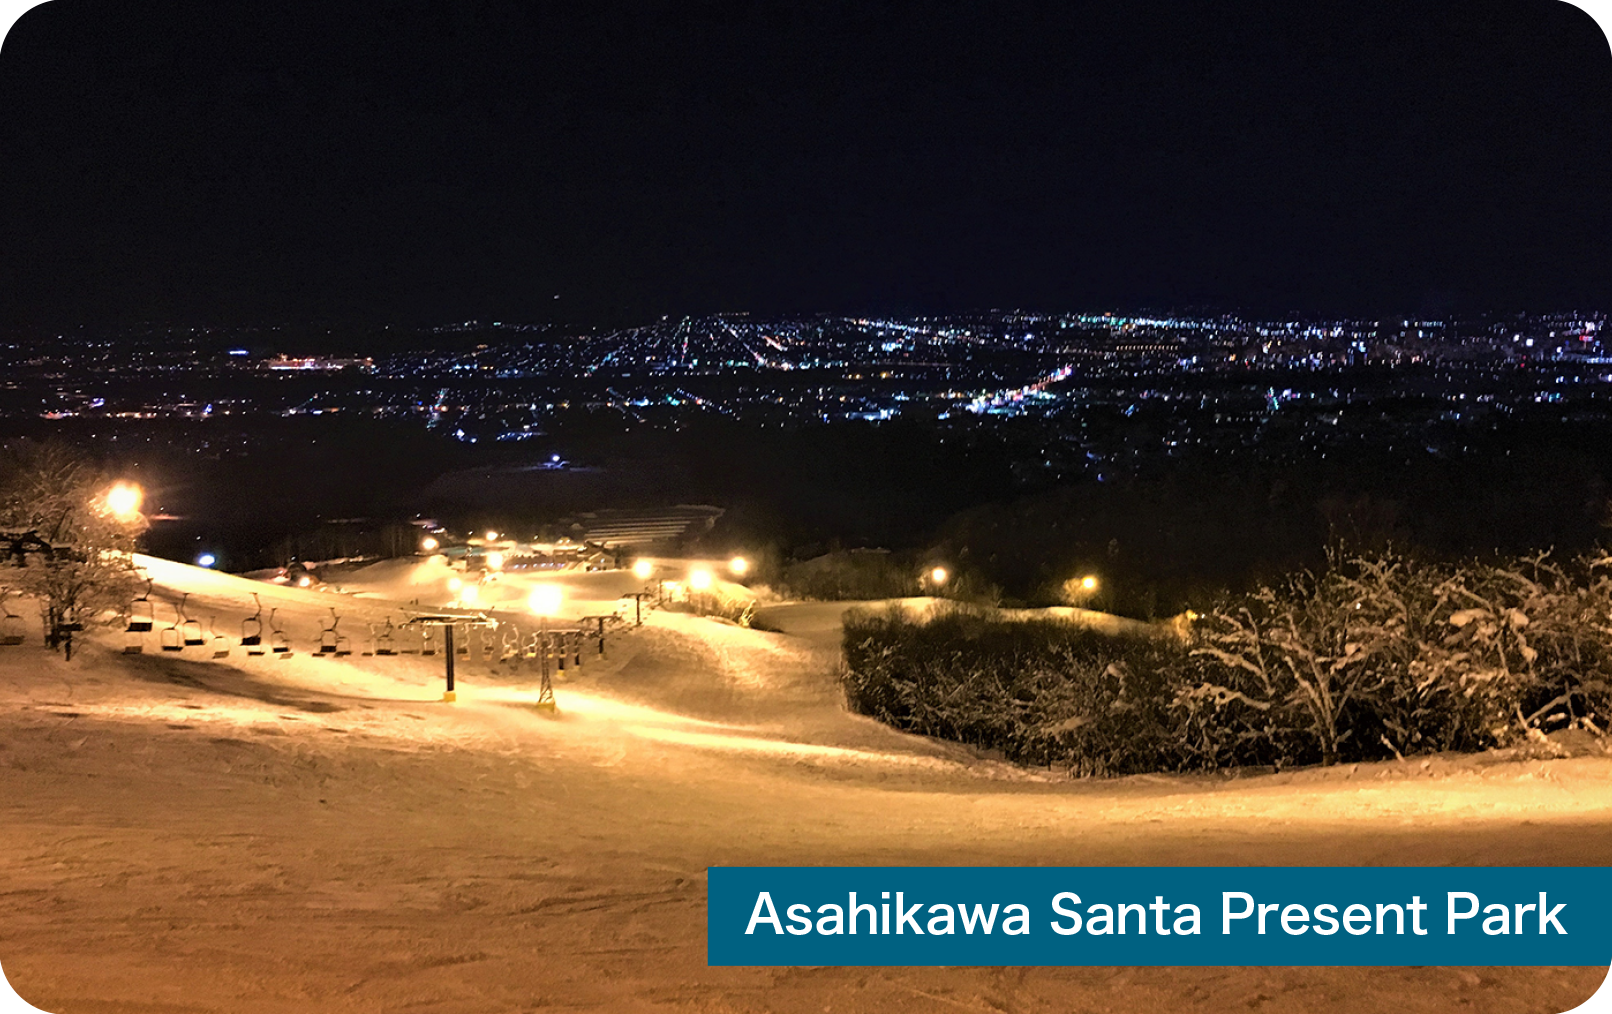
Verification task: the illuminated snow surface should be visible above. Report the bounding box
[0,555,1608,1013]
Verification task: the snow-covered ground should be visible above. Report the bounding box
[0,555,1608,1012]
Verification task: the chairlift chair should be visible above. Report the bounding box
[177,593,204,647]
[160,600,183,652]
[208,616,230,659]
[499,626,520,664]
[241,593,264,654]
[455,623,469,655]
[420,625,436,657]
[126,577,154,634]
[0,590,24,647]
[375,617,397,656]
[480,625,495,662]
[269,608,292,658]
[318,608,340,656]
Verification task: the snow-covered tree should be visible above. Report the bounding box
[0,440,147,657]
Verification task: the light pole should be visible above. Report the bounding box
[688,567,713,615]
[528,585,562,710]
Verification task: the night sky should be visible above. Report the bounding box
[1,0,1608,328]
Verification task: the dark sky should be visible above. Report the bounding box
[1,0,1608,328]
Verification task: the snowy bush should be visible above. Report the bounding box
[842,551,1612,775]
[841,604,1184,775]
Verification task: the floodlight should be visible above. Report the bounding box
[105,481,143,521]
[528,585,562,616]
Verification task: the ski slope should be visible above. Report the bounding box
[0,555,1607,1013]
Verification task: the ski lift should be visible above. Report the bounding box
[178,594,204,647]
[126,576,154,634]
[242,593,264,654]
[420,625,436,657]
[480,625,495,662]
[269,608,292,658]
[207,616,230,659]
[0,589,24,646]
[160,599,184,652]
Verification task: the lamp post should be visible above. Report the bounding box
[528,585,562,710]
[688,567,713,615]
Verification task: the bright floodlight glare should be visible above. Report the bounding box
[1081,575,1099,591]
[105,481,143,521]
[460,584,480,605]
[297,575,312,587]
[485,530,499,541]
[196,553,216,568]
[632,559,654,580]
[689,568,713,591]
[447,576,462,591]
[729,556,749,575]
[528,585,562,616]
[486,551,505,570]
[420,536,439,552]
[930,566,949,586]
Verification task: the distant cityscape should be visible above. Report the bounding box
[6,309,1610,487]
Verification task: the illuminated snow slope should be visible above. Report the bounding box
[0,555,1607,1013]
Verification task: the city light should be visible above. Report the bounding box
[633,558,654,580]
[689,568,713,591]
[104,481,143,522]
[729,556,749,575]
[528,585,562,616]
[420,536,439,552]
